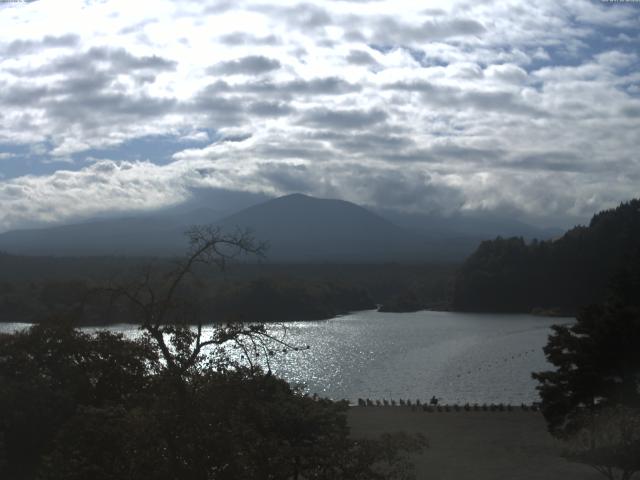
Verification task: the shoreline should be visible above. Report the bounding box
[0,306,575,328]
[349,402,541,411]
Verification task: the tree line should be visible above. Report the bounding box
[0,256,456,323]
[533,254,640,480]
[453,199,640,314]
[0,277,375,326]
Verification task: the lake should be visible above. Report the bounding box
[0,309,569,404]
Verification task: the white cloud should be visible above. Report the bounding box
[485,64,528,84]
[0,0,639,232]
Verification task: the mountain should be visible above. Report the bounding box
[0,191,559,262]
[0,194,436,260]
[0,187,272,257]
[0,209,223,257]
[452,199,640,314]
[217,193,435,262]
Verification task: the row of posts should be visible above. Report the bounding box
[354,398,541,412]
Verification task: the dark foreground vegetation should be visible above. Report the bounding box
[0,226,425,480]
[0,276,377,326]
[0,324,424,480]
[533,256,640,480]
[453,199,640,315]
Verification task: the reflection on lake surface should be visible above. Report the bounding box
[0,310,570,404]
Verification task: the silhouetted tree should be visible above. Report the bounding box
[103,225,270,376]
[533,259,640,479]
[532,272,640,437]
[0,322,158,479]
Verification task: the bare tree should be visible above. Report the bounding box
[104,225,301,377]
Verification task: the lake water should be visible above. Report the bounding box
[0,310,569,404]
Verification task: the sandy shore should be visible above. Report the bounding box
[348,407,601,480]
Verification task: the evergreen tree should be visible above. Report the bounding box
[533,259,640,478]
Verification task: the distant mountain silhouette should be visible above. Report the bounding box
[0,209,223,257]
[0,194,428,260]
[217,194,434,262]
[0,192,558,261]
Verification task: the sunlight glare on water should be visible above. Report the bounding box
[0,310,570,404]
[256,310,568,404]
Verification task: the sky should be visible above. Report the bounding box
[0,0,639,232]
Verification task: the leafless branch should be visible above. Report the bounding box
[92,225,273,377]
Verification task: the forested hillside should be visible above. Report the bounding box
[0,256,455,324]
[452,199,640,314]
[0,275,375,326]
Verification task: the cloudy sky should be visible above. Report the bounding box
[0,0,639,232]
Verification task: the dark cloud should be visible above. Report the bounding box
[366,170,465,213]
[218,32,280,46]
[422,8,447,16]
[185,93,245,122]
[377,151,437,163]
[312,131,416,155]
[247,3,332,39]
[284,77,360,95]
[384,80,543,116]
[622,105,640,117]
[44,92,177,124]
[197,80,233,94]
[181,84,249,125]
[383,80,453,94]
[255,140,333,161]
[0,40,253,138]
[257,163,314,192]
[346,50,377,65]
[10,46,177,77]
[509,152,586,173]
[231,77,360,97]
[50,71,112,95]
[78,47,177,72]
[460,90,544,116]
[248,101,294,117]
[343,30,367,42]
[0,83,49,106]
[202,0,238,14]
[2,34,79,56]
[320,163,465,215]
[220,133,252,143]
[0,61,177,126]
[372,144,511,166]
[302,108,388,129]
[373,17,486,43]
[208,55,281,75]
[284,3,332,29]
[431,144,507,163]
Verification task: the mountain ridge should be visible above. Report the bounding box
[0,192,555,261]
[217,193,433,262]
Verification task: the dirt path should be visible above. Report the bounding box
[348,407,602,480]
